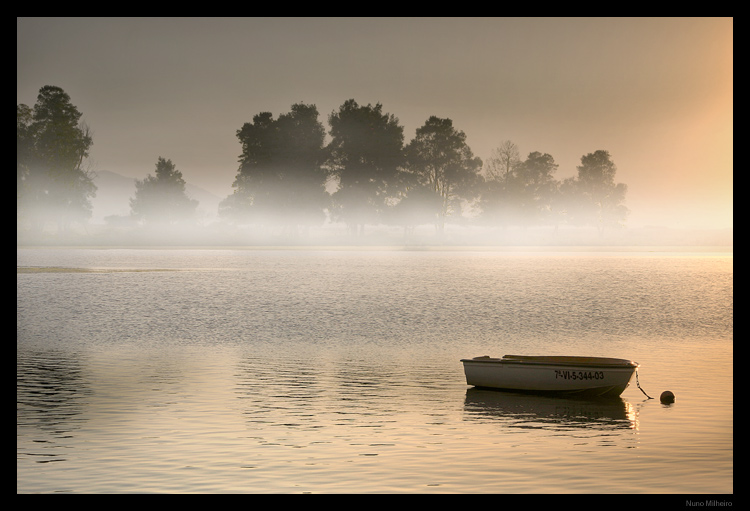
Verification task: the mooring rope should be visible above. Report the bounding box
[636,368,654,399]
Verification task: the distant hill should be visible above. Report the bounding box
[89,170,222,224]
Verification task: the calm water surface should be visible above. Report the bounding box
[17,248,733,493]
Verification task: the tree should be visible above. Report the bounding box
[130,157,198,224]
[480,144,563,228]
[513,151,560,226]
[220,103,329,235]
[386,173,443,237]
[483,140,520,184]
[327,99,405,235]
[17,85,95,232]
[479,140,521,228]
[219,111,275,225]
[404,116,483,232]
[560,150,628,233]
[17,104,34,205]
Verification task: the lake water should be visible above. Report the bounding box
[17,247,733,494]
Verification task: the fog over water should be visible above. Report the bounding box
[19,166,732,249]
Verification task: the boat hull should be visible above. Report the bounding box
[461,355,638,398]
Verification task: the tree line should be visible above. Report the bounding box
[17,86,629,237]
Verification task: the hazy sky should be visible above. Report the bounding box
[17,17,732,229]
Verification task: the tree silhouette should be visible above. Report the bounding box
[480,143,562,228]
[17,85,95,232]
[130,157,198,224]
[559,150,628,233]
[404,116,482,232]
[484,140,520,184]
[479,140,521,228]
[512,151,560,226]
[221,103,329,235]
[327,100,405,235]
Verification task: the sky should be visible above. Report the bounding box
[17,17,733,230]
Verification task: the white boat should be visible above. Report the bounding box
[460,355,639,398]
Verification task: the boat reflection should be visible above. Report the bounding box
[463,387,638,431]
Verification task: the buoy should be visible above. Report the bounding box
[660,390,675,404]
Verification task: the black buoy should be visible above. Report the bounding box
[660,390,675,404]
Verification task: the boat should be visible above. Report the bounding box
[460,355,639,398]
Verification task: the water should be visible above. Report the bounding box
[17,247,733,493]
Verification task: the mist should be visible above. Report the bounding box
[17,19,732,249]
[16,166,732,249]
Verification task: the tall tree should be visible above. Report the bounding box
[560,150,628,233]
[327,99,405,235]
[130,157,198,224]
[17,104,34,205]
[483,140,520,184]
[513,151,560,226]
[220,103,329,235]
[480,144,562,228]
[17,85,95,232]
[404,116,482,232]
[479,140,521,228]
